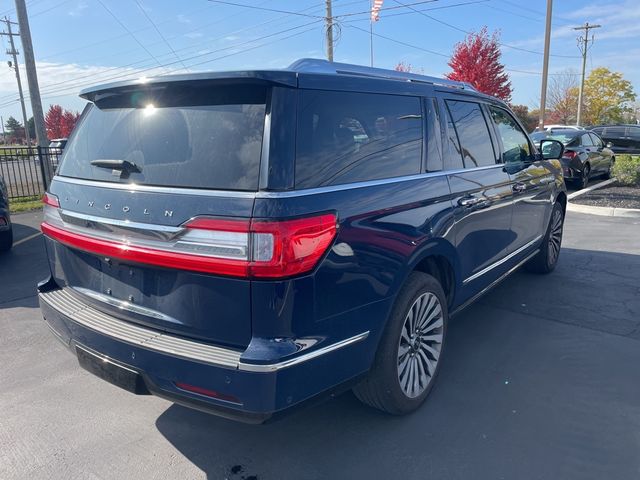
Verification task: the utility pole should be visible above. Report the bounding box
[325,0,334,62]
[537,0,553,131]
[14,0,52,183]
[0,17,30,146]
[0,115,5,144]
[574,22,600,126]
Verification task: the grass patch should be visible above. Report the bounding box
[9,195,42,213]
[612,155,640,186]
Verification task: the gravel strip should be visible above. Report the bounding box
[571,182,640,209]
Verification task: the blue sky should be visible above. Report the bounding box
[0,0,637,124]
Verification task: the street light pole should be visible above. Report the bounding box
[14,0,52,183]
[574,22,601,126]
[0,17,30,146]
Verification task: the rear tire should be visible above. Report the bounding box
[603,158,614,179]
[353,272,447,415]
[525,202,564,274]
[576,165,590,189]
[0,226,13,252]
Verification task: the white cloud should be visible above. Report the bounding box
[68,1,88,17]
[0,61,167,107]
[184,32,203,39]
[223,35,239,42]
[177,14,190,24]
[506,0,640,49]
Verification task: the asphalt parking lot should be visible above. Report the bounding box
[1,210,639,480]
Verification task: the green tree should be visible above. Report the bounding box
[510,104,537,132]
[581,67,636,125]
[5,116,23,136]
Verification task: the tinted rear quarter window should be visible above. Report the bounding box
[628,127,640,139]
[589,133,603,147]
[604,127,627,138]
[58,84,267,191]
[295,90,422,188]
[581,133,594,146]
[446,100,496,168]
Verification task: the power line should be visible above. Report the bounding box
[575,22,601,125]
[0,19,323,108]
[133,0,188,71]
[340,0,490,23]
[0,1,329,104]
[94,0,168,73]
[389,0,580,59]
[348,23,579,77]
[207,0,441,19]
[0,16,30,145]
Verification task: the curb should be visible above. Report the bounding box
[567,178,617,200]
[567,202,640,218]
[567,177,640,218]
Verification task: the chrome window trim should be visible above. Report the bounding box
[462,235,542,285]
[53,176,257,198]
[52,163,507,200]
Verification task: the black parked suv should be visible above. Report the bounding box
[0,175,12,252]
[38,59,567,422]
[591,124,640,155]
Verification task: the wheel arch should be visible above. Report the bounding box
[395,238,460,309]
[555,190,567,215]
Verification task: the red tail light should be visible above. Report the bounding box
[562,150,578,160]
[42,192,60,207]
[41,206,338,279]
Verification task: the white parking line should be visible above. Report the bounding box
[13,231,42,247]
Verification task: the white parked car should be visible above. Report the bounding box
[540,125,585,131]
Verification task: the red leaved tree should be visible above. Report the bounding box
[446,27,512,102]
[45,104,81,139]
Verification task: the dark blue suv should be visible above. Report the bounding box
[38,59,566,422]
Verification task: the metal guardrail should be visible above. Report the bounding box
[0,146,60,200]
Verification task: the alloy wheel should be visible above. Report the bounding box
[397,292,444,398]
[548,209,563,265]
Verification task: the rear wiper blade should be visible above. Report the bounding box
[90,159,142,174]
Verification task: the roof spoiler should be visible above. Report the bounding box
[289,58,476,91]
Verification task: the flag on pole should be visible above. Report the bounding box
[371,0,384,22]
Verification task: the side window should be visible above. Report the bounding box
[442,100,464,170]
[446,100,496,168]
[589,133,603,147]
[606,127,626,137]
[488,106,531,164]
[581,133,594,146]
[295,90,423,188]
[628,128,640,140]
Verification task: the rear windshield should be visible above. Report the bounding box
[58,84,267,191]
[531,131,579,146]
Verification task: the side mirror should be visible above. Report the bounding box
[606,142,614,148]
[539,139,564,160]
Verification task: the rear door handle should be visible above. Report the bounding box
[512,182,526,193]
[458,196,488,208]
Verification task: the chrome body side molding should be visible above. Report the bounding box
[462,235,542,285]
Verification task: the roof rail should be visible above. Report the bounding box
[288,58,476,91]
